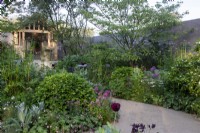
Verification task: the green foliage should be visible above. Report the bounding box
[191,98,200,117]
[35,72,96,111]
[90,100,114,124]
[95,122,120,133]
[30,109,101,133]
[136,42,173,68]
[138,67,165,105]
[0,0,16,15]
[194,41,200,52]
[162,91,194,112]
[56,54,87,70]
[162,53,200,114]
[89,87,115,125]
[144,69,164,92]
[0,43,42,102]
[30,85,114,133]
[0,43,43,120]
[85,0,183,64]
[143,94,164,106]
[165,53,200,97]
[0,19,18,32]
[29,0,90,55]
[109,67,144,100]
[2,102,44,133]
[85,43,118,84]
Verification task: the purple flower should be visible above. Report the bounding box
[150,66,156,72]
[103,90,111,97]
[132,123,145,133]
[152,73,159,79]
[0,0,3,4]
[111,102,120,112]
[151,124,156,129]
[148,124,156,129]
[132,123,156,133]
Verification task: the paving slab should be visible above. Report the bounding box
[112,98,200,133]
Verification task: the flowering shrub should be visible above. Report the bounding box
[144,66,164,90]
[89,85,115,124]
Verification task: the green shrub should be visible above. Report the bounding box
[165,53,200,97]
[30,109,101,133]
[85,43,118,84]
[35,72,96,111]
[164,53,200,114]
[0,43,44,119]
[191,98,200,117]
[162,91,194,112]
[56,55,87,71]
[109,67,144,100]
[142,67,166,105]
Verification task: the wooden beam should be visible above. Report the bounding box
[48,33,51,47]
[18,29,50,34]
[13,32,18,45]
[22,32,25,46]
[18,32,21,46]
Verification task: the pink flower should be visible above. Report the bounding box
[103,90,111,97]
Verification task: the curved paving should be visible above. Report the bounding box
[112,98,200,133]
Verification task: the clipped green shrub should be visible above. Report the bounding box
[35,72,96,111]
[109,67,144,100]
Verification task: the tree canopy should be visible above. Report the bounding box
[84,0,186,63]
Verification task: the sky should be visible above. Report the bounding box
[149,0,200,21]
[2,0,199,35]
[92,0,200,36]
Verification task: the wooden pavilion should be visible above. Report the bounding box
[13,21,58,61]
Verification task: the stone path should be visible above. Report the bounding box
[112,98,200,133]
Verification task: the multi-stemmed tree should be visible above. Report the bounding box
[84,0,187,66]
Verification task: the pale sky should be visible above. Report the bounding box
[4,0,198,35]
[92,0,200,35]
[149,0,200,21]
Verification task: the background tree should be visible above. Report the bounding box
[29,0,91,55]
[85,0,186,67]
